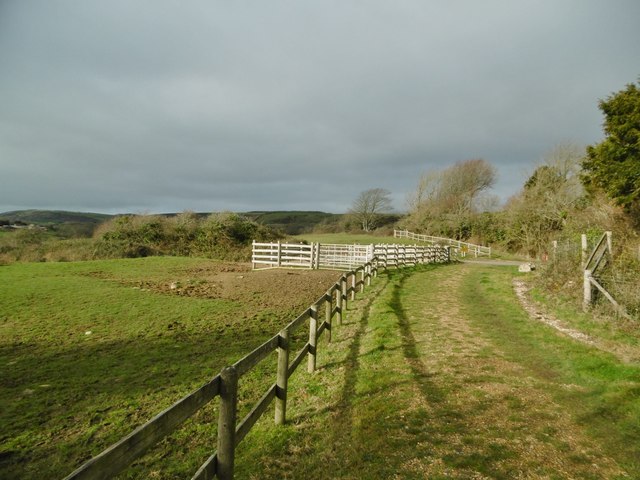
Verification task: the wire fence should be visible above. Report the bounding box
[547,233,639,319]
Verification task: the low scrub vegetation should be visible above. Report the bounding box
[0,212,280,264]
[94,211,279,260]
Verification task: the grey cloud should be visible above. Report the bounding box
[1,0,639,214]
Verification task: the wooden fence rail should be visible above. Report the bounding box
[64,246,450,480]
[252,241,449,271]
[394,229,491,257]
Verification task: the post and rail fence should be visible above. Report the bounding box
[64,244,451,480]
[252,241,451,271]
[393,229,491,258]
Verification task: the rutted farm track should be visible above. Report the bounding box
[243,263,637,479]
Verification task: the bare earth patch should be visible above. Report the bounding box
[513,279,595,345]
[133,262,342,314]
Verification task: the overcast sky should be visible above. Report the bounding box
[1,1,638,214]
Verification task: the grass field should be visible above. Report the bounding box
[3,258,638,478]
[0,257,340,479]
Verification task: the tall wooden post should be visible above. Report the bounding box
[606,231,612,255]
[275,329,289,425]
[308,305,318,373]
[581,234,588,267]
[217,366,238,480]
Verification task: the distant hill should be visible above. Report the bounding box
[0,210,114,238]
[0,209,113,225]
[0,209,342,237]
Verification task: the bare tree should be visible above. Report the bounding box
[349,188,393,232]
[405,159,497,238]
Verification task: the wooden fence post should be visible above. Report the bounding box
[360,269,365,293]
[581,234,588,267]
[325,294,332,342]
[341,275,348,313]
[336,278,344,325]
[252,240,256,270]
[277,241,281,268]
[308,305,318,373]
[217,366,238,480]
[351,272,356,301]
[275,329,289,425]
[606,231,612,255]
[583,269,593,311]
[315,242,321,269]
[309,243,315,269]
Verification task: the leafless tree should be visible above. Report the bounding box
[349,188,393,231]
[405,159,497,237]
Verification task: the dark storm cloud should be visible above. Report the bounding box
[1,0,639,213]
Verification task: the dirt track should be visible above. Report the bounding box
[386,264,626,478]
[278,263,631,479]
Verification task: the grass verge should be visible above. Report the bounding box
[462,266,640,475]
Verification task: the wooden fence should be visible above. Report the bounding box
[63,247,450,480]
[251,241,317,269]
[582,231,632,320]
[252,241,449,271]
[394,229,491,257]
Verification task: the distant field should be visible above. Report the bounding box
[294,232,418,245]
[0,257,340,479]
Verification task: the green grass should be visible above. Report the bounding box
[0,257,318,479]
[233,264,640,478]
[4,258,638,478]
[462,266,640,474]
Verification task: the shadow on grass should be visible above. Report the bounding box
[0,327,277,479]
[330,275,391,437]
[389,270,446,405]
